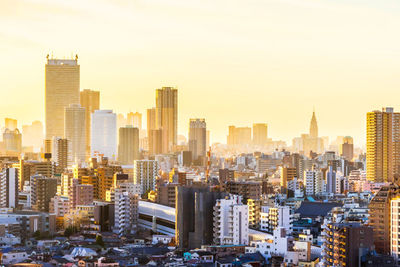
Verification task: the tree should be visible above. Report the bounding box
[33,230,41,240]
[64,226,78,237]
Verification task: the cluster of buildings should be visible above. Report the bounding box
[1,55,400,267]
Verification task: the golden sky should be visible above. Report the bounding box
[1,0,400,146]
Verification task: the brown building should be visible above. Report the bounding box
[368,184,399,254]
[280,167,297,189]
[30,175,57,212]
[154,180,178,207]
[225,181,262,203]
[323,222,374,266]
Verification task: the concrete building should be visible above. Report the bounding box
[322,222,374,267]
[176,186,228,249]
[64,104,86,165]
[188,119,207,163]
[227,126,252,146]
[0,168,18,208]
[368,184,399,254]
[340,136,354,161]
[3,129,22,152]
[304,169,324,196]
[367,107,400,182]
[118,126,139,165]
[70,181,94,208]
[30,175,57,212]
[22,120,43,150]
[213,195,249,245]
[247,199,261,229]
[253,123,268,146]
[133,160,159,195]
[280,167,297,190]
[114,188,138,237]
[4,118,17,131]
[52,137,69,171]
[45,56,80,139]
[91,110,117,159]
[225,181,261,203]
[155,87,178,153]
[80,89,100,156]
[127,112,142,130]
[260,206,293,234]
[391,196,400,264]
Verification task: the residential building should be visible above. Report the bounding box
[91,110,117,159]
[64,104,86,165]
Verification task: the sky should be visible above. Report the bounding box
[1,0,400,147]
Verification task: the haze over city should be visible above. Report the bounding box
[2,1,400,267]
[2,0,400,146]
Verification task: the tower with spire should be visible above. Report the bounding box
[309,109,318,138]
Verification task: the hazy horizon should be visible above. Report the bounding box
[2,0,400,147]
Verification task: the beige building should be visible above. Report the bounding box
[45,56,80,139]
[118,126,139,165]
[127,112,142,130]
[253,123,268,146]
[65,104,86,165]
[155,87,178,153]
[189,119,207,161]
[80,89,100,157]
[367,107,400,182]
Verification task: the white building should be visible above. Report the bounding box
[65,104,86,165]
[304,169,324,196]
[247,227,294,261]
[91,110,117,160]
[1,251,29,265]
[391,196,400,262]
[260,205,293,234]
[0,168,18,208]
[213,194,249,245]
[134,160,159,195]
[114,189,139,237]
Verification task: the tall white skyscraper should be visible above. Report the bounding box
[91,110,117,160]
[65,104,86,165]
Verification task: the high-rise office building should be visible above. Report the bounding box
[22,121,44,150]
[45,56,80,139]
[253,123,268,146]
[309,110,318,138]
[65,104,86,165]
[91,110,117,160]
[188,119,207,162]
[340,136,354,161]
[147,107,162,155]
[4,118,17,131]
[133,160,159,195]
[227,126,252,146]
[127,112,142,130]
[155,87,178,153]
[118,126,139,165]
[367,108,400,182]
[80,89,100,156]
[0,168,18,208]
[3,129,22,152]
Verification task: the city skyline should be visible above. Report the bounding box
[2,0,400,146]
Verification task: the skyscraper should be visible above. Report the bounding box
[3,128,22,153]
[118,126,139,165]
[22,121,44,150]
[4,118,17,131]
[309,110,318,138]
[91,110,117,160]
[65,104,86,165]
[80,89,100,156]
[367,107,400,182]
[45,56,80,139]
[155,87,178,153]
[127,112,142,130]
[253,123,268,146]
[188,119,207,162]
[340,136,354,161]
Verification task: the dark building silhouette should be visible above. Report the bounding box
[176,186,227,249]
